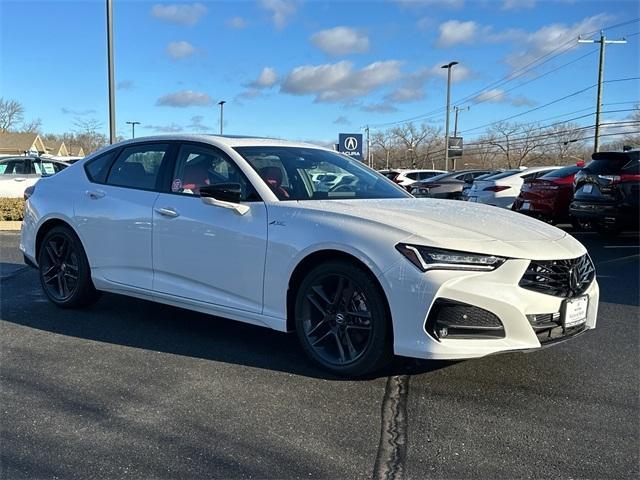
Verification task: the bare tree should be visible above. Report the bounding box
[390,123,439,168]
[487,121,544,168]
[0,98,25,132]
[73,118,108,154]
[371,131,395,170]
[21,118,43,134]
[541,122,587,164]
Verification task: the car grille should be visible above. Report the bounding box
[519,254,595,298]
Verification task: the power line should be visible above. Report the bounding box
[367,18,640,130]
[460,78,639,135]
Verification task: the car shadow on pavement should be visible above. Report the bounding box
[0,271,453,381]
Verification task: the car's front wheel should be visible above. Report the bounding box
[38,225,100,308]
[294,261,392,376]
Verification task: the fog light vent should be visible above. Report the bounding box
[426,299,505,341]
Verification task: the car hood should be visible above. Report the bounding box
[290,198,585,260]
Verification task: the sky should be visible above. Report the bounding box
[1,0,638,144]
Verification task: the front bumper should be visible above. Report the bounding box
[383,257,599,360]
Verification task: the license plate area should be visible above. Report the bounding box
[521,201,531,210]
[563,295,588,328]
[582,184,593,194]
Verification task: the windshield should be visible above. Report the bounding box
[234,146,410,201]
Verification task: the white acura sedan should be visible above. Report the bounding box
[20,135,598,375]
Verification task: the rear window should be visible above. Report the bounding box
[540,165,581,179]
[585,152,639,175]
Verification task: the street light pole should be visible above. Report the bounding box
[126,121,140,139]
[218,100,226,135]
[441,61,458,171]
[106,0,116,144]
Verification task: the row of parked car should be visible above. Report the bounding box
[381,148,640,237]
[0,156,72,198]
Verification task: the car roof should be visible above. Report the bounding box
[110,134,330,151]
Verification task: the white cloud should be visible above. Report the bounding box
[427,62,471,82]
[474,89,535,106]
[502,0,536,10]
[151,3,207,26]
[117,80,135,90]
[227,16,247,29]
[281,60,403,102]
[333,116,350,125]
[144,123,184,133]
[361,102,399,113]
[394,0,464,10]
[156,90,213,107]
[251,67,279,88]
[187,115,211,130]
[166,41,196,60]
[260,0,298,29]
[437,20,486,47]
[505,13,612,69]
[311,27,370,56]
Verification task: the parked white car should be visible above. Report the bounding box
[393,169,447,189]
[21,136,598,375]
[0,156,68,198]
[466,166,562,209]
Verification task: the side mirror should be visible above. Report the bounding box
[199,183,250,215]
[199,183,241,203]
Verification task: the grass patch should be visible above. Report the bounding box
[0,198,25,221]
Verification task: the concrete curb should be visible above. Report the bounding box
[0,221,22,231]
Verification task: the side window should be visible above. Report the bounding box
[522,173,537,182]
[107,144,169,190]
[171,144,259,201]
[0,159,27,175]
[405,172,418,180]
[34,161,62,175]
[85,150,118,183]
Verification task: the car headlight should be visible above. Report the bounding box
[395,244,507,272]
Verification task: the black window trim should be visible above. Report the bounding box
[161,141,263,203]
[84,141,178,193]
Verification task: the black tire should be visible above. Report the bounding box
[294,261,392,376]
[38,225,100,308]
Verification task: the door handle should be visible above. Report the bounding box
[85,189,105,199]
[154,207,180,218]
[14,177,26,182]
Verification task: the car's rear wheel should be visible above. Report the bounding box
[294,261,392,376]
[38,226,100,308]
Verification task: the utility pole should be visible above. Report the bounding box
[218,100,226,135]
[365,125,371,167]
[441,61,458,171]
[126,121,140,139]
[106,0,116,144]
[578,31,626,153]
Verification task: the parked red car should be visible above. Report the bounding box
[512,164,583,224]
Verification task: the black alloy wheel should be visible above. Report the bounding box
[295,261,391,376]
[38,226,100,308]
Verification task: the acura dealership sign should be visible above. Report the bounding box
[338,133,363,161]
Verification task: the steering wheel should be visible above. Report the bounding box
[329,183,355,193]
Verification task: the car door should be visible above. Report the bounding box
[75,143,174,290]
[0,158,32,197]
[152,142,268,313]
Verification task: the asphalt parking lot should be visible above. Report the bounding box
[1,228,638,479]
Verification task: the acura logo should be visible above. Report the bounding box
[344,137,358,151]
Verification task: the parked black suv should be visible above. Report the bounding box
[570,150,639,236]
